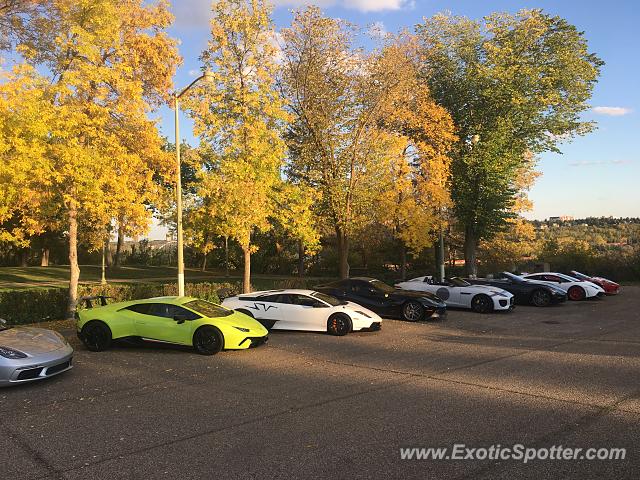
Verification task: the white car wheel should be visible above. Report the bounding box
[327,314,351,336]
[471,295,493,313]
[568,286,586,301]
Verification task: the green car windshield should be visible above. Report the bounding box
[183,299,233,318]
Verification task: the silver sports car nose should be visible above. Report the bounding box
[0,327,68,355]
[0,324,73,386]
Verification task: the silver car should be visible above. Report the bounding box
[0,318,73,386]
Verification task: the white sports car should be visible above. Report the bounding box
[395,276,514,313]
[520,272,604,301]
[221,289,382,336]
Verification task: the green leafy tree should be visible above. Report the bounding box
[186,0,288,292]
[416,10,603,275]
[272,182,320,277]
[281,8,454,278]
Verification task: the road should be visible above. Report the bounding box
[2,287,639,479]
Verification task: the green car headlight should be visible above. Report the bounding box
[233,326,250,332]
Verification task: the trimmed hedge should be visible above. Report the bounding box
[0,288,69,325]
[0,277,334,326]
[0,281,242,325]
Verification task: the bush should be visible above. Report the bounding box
[0,281,243,326]
[0,288,69,325]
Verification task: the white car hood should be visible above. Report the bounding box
[463,284,511,296]
[529,279,602,294]
[398,281,510,297]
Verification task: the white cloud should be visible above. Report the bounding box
[367,21,388,39]
[592,106,633,116]
[172,1,412,29]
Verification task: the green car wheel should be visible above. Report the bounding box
[193,326,224,355]
[81,321,112,352]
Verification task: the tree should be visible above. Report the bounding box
[110,125,174,269]
[271,182,320,277]
[281,9,454,278]
[373,39,456,279]
[186,0,287,293]
[183,145,223,273]
[478,217,539,272]
[416,10,603,276]
[0,1,44,50]
[478,151,541,271]
[280,8,377,278]
[0,65,52,247]
[0,0,179,317]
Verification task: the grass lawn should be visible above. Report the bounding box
[0,265,335,290]
[0,265,213,284]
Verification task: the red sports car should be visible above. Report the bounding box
[570,271,620,295]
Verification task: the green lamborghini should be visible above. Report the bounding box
[77,296,268,355]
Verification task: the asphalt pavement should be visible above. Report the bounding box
[2,287,639,479]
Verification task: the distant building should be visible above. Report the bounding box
[548,216,574,222]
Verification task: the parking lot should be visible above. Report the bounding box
[2,287,639,480]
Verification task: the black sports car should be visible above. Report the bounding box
[314,277,447,322]
[466,272,567,307]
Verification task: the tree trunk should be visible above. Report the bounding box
[40,248,50,267]
[242,245,251,293]
[201,253,207,272]
[297,239,304,278]
[104,236,112,267]
[20,249,29,267]
[336,227,350,279]
[400,244,407,281]
[67,203,80,320]
[113,223,124,267]
[101,243,107,286]
[224,236,229,278]
[464,225,478,277]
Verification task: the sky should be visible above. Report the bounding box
[151,0,639,237]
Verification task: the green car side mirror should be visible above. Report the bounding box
[173,315,187,324]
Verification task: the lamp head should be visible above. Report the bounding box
[201,71,215,83]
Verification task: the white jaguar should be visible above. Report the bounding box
[395,276,514,313]
[222,289,382,336]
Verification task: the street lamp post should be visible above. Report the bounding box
[173,71,214,296]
